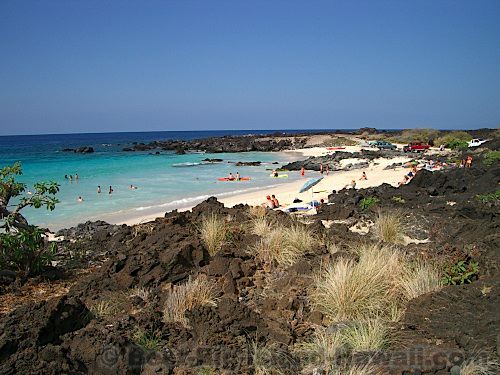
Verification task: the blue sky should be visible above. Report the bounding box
[1,0,499,135]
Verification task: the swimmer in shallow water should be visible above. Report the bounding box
[77,196,83,202]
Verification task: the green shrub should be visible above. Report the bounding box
[359,197,379,210]
[484,151,500,166]
[446,140,468,150]
[391,196,405,204]
[132,328,162,351]
[434,131,471,149]
[476,190,500,203]
[442,260,479,285]
[0,228,56,274]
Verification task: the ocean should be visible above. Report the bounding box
[0,130,331,230]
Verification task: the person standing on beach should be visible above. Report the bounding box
[301,167,305,177]
[320,164,323,174]
[109,186,114,194]
[97,186,101,193]
[326,164,329,176]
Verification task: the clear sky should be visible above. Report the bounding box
[1,0,499,135]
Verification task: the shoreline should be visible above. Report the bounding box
[113,145,415,226]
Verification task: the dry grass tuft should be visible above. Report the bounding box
[250,222,314,268]
[252,341,295,375]
[252,217,274,237]
[163,275,218,326]
[332,362,384,375]
[312,246,401,321]
[460,356,500,375]
[129,287,152,302]
[342,319,390,352]
[373,211,405,244]
[200,213,228,256]
[398,261,443,301]
[249,205,267,219]
[294,328,344,374]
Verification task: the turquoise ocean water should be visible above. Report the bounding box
[0,130,315,230]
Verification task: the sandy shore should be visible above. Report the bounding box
[116,145,415,226]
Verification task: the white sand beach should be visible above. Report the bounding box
[116,145,416,226]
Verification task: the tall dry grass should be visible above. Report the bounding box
[342,319,390,352]
[312,246,401,321]
[200,213,228,256]
[398,261,443,301]
[163,275,218,326]
[249,205,267,219]
[373,211,405,244]
[250,222,314,268]
[294,328,344,374]
[460,356,500,375]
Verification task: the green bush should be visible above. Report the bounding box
[359,197,379,210]
[391,196,405,204]
[447,140,468,150]
[476,190,500,203]
[484,151,500,166]
[0,162,60,275]
[434,131,471,149]
[0,227,56,274]
[442,260,479,285]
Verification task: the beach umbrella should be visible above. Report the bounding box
[299,177,324,194]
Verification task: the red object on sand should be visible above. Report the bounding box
[326,147,346,150]
[217,177,251,181]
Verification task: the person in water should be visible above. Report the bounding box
[69,175,73,181]
[236,172,241,181]
[109,186,114,194]
[97,185,101,193]
[129,184,138,190]
[272,169,278,178]
[271,194,279,207]
[228,173,235,181]
[64,175,68,179]
[75,174,79,180]
[77,196,83,202]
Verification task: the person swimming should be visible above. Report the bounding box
[77,196,83,202]
[97,185,101,193]
[129,184,138,190]
[109,186,114,194]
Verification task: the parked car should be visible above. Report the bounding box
[372,141,397,150]
[403,142,430,153]
[468,138,489,148]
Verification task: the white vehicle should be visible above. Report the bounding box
[468,138,489,148]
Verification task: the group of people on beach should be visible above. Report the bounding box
[262,194,280,209]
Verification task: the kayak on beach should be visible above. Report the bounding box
[217,177,251,181]
[326,147,346,150]
[269,174,288,178]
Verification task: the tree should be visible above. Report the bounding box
[0,162,59,232]
[0,162,60,274]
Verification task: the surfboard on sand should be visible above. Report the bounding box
[269,174,288,178]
